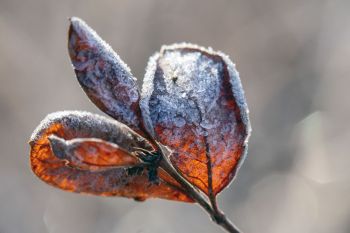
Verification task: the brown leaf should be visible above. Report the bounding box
[140,44,251,196]
[68,17,144,134]
[29,111,192,202]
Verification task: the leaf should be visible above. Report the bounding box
[140,43,251,196]
[68,17,144,134]
[48,136,139,171]
[29,111,192,202]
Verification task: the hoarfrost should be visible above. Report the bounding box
[30,111,153,153]
[142,47,222,133]
[68,17,143,132]
[140,43,251,194]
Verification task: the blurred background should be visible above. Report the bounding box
[0,0,349,232]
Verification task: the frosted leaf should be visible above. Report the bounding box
[141,43,251,195]
[68,17,144,133]
[48,136,139,171]
[29,111,192,202]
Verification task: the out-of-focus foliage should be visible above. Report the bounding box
[0,0,349,232]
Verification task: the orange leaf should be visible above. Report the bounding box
[48,136,139,171]
[68,17,145,134]
[140,44,251,196]
[29,111,192,202]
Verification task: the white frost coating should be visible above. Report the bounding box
[29,111,152,152]
[220,52,252,173]
[158,50,221,116]
[140,53,159,137]
[69,17,141,130]
[141,43,224,137]
[70,17,135,81]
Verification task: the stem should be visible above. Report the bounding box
[159,157,212,214]
[154,142,241,233]
[211,210,241,233]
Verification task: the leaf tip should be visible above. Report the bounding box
[47,135,67,159]
[67,16,98,63]
[68,16,88,33]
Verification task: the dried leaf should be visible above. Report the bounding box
[140,44,251,195]
[29,111,192,202]
[48,136,139,171]
[68,17,144,133]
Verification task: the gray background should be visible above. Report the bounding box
[0,0,349,232]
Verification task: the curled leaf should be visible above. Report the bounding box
[29,111,192,202]
[48,136,139,171]
[68,17,144,133]
[140,44,251,196]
